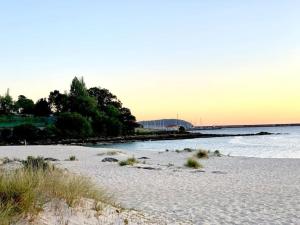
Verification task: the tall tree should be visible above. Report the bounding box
[88,87,122,111]
[48,90,68,113]
[0,89,14,115]
[34,98,51,117]
[15,95,35,114]
[70,76,88,97]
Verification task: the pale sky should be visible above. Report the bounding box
[0,1,300,125]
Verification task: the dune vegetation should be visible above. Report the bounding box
[0,157,108,225]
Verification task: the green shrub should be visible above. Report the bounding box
[0,128,12,141]
[119,157,138,166]
[55,112,92,138]
[195,149,209,159]
[185,158,202,169]
[13,124,40,141]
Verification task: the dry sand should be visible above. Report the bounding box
[1,145,300,224]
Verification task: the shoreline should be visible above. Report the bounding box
[1,145,299,224]
[0,131,275,146]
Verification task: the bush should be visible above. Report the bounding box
[13,124,40,141]
[119,157,138,166]
[195,150,209,159]
[0,128,12,141]
[55,112,92,138]
[185,158,202,169]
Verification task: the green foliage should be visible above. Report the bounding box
[0,89,14,115]
[70,76,88,97]
[14,95,34,114]
[13,124,40,141]
[34,98,51,117]
[0,128,12,142]
[119,157,138,166]
[1,76,137,139]
[48,90,68,113]
[195,150,209,159]
[69,95,98,118]
[55,112,92,138]
[185,158,202,169]
[88,87,121,111]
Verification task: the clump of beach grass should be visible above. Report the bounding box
[185,158,202,169]
[195,149,209,159]
[0,156,108,225]
[119,157,138,166]
[97,150,121,156]
[214,150,221,157]
[68,155,77,161]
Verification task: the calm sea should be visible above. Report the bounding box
[93,126,300,158]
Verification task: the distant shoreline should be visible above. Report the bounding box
[0,131,276,146]
[191,123,300,130]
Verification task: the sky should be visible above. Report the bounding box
[0,0,300,125]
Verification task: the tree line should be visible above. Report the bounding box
[0,77,138,142]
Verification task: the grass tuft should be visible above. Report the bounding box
[68,155,77,161]
[195,150,209,159]
[97,151,120,156]
[185,158,202,169]
[119,157,138,166]
[214,150,221,157]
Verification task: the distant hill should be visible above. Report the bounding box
[139,119,193,129]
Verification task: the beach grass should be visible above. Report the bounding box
[119,157,138,166]
[195,149,209,159]
[0,157,107,225]
[97,150,121,156]
[185,158,202,169]
[68,155,77,161]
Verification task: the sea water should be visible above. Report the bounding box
[93,126,300,158]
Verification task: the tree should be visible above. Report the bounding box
[69,95,98,118]
[70,76,88,97]
[120,107,138,134]
[55,112,92,138]
[34,98,52,117]
[0,89,14,115]
[48,90,68,113]
[88,87,122,111]
[14,95,35,114]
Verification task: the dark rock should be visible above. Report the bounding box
[256,132,272,135]
[45,157,59,161]
[102,157,119,162]
[212,171,227,174]
[138,157,150,159]
[135,166,161,170]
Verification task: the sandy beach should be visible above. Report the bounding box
[1,145,300,224]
